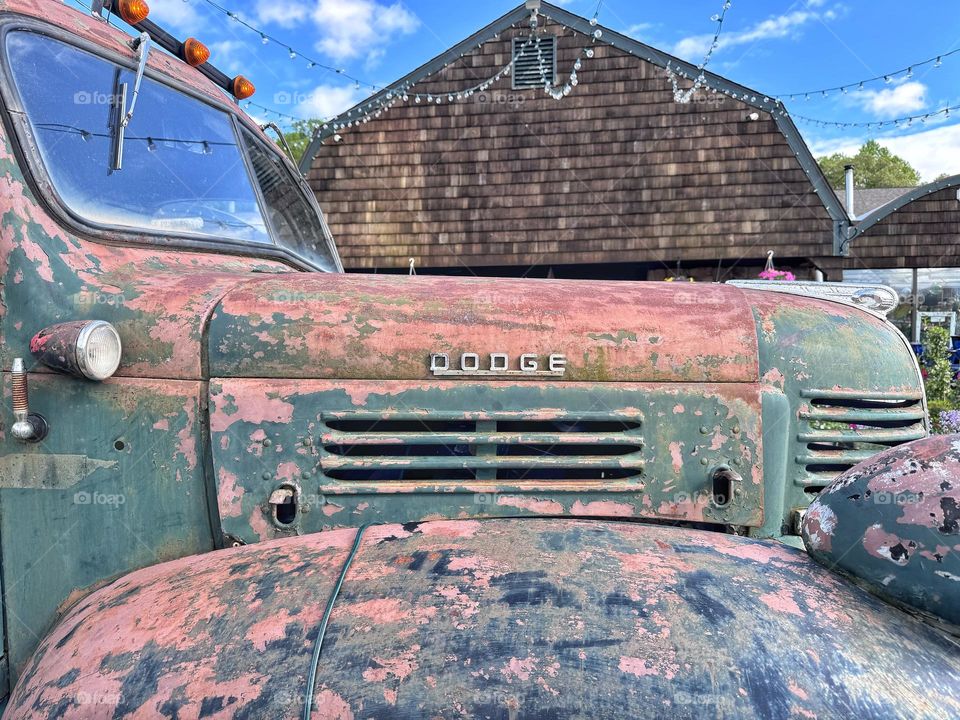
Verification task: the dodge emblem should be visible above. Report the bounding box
[430,353,567,377]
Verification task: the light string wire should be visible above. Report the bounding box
[195,0,957,106]
[196,0,380,91]
[316,8,605,140]
[777,47,959,100]
[790,102,958,130]
[206,0,957,135]
[665,0,732,104]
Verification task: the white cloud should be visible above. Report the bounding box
[673,8,830,59]
[809,122,960,182]
[147,0,200,32]
[311,0,419,61]
[208,40,246,75]
[626,23,654,37]
[851,81,927,118]
[882,123,960,181]
[254,0,309,28]
[295,84,367,120]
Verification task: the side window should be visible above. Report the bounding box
[240,128,338,271]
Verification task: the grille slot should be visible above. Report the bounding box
[319,414,644,483]
[796,390,926,487]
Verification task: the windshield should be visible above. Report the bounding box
[5,29,338,271]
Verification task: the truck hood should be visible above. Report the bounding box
[8,519,959,719]
[208,274,759,382]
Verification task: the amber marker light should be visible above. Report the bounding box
[230,75,255,100]
[182,38,210,67]
[117,0,150,24]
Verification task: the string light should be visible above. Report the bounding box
[665,0,732,104]
[317,8,601,140]
[243,100,311,125]
[194,0,380,91]
[788,103,960,130]
[777,46,960,100]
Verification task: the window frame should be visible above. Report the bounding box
[0,16,342,272]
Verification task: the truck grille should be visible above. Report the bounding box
[318,413,645,483]
[796,389,926,490]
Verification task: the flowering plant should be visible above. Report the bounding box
[758,269,796,281]
[938,409,960,435]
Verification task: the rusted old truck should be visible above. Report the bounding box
[0,0,958,717]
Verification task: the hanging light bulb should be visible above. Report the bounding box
[935,56,943,68]
[260,33,268,44]
[288,48,297,59]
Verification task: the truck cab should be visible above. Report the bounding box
[0,1,956,718]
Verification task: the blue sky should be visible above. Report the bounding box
[95,0,960,180]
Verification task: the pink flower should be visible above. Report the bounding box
[758,269,795,282]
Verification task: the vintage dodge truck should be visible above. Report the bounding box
[0,0,957,717]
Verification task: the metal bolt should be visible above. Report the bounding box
[262,438,272,447]
[700,457,709,466]
[699,426,709,434]
[301,471,312,479]
[262,472,272,481]
[733,426,741,434]
[303,437,313,447]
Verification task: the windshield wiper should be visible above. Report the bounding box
[110,32,151,171]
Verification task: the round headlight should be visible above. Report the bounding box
[76,321,122,380]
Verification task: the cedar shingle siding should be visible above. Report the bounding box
[306,11,839,272]
[846,185,960,269]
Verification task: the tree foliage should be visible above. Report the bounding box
[922,323,954,404]
[818,140,921,189]
[281,119,324,163]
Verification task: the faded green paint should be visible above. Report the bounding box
[749,294,927,540]
[209,380,764,544]
[0,374,215,680]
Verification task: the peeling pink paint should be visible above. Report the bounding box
[496,495,563,515]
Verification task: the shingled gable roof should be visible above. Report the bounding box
[300,1,851,253]
[852,174,960,235]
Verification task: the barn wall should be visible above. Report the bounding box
[307,18,836,271]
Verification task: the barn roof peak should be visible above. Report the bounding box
[300,1,850,246]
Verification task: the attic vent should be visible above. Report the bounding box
[512,36,556,90]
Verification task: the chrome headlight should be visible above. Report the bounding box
[31,320,122,381]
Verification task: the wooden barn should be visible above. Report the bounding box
[300,1,853,280]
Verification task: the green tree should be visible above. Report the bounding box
[818,140,921,188]
[281,119,324,163]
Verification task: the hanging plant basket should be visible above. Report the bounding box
[758,251,795,282]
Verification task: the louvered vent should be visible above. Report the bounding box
[319,413,644,483]
[796,390,926,492]
[512,36,556,89]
